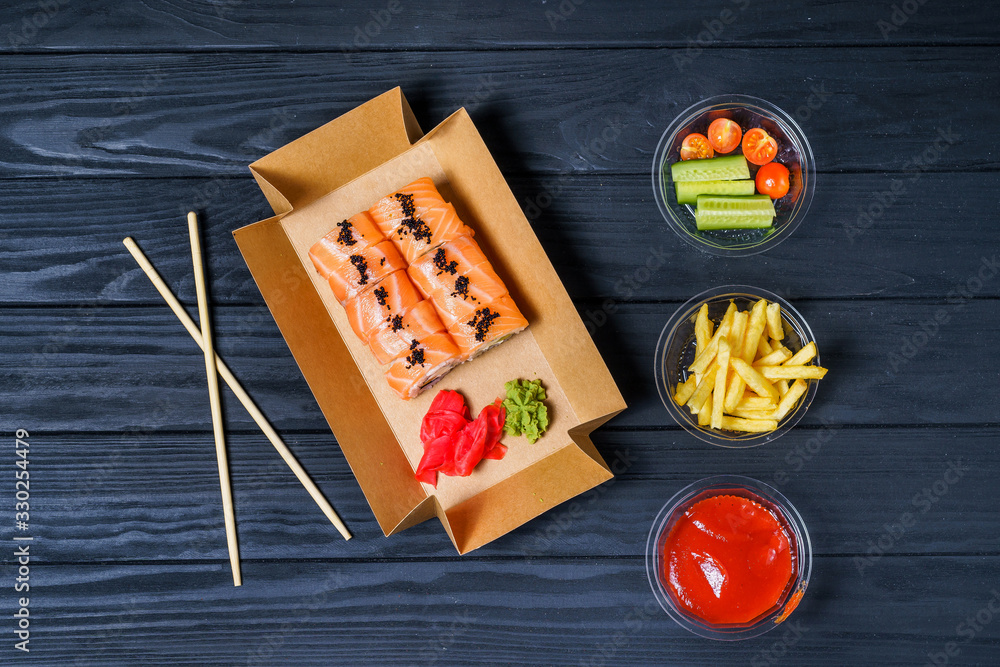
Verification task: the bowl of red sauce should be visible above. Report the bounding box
[645,475,811,640]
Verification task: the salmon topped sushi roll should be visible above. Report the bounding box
[327,240,407,304]
[368,299,447,365]
[447,295,528,360]
[385,332,461,400]
[410,234,490,277]
[308,212,385,279]
[407,236,509,327]
[369,178,474,263]
[343,270,423,341]
[424,264,509,328]
[369,177,447,232]
[389,203,475,264]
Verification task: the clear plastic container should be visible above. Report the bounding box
[654,285,819,448]
[645,475,812,640]
[652,94,815,256]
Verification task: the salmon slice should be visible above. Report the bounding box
[447,295,528,360]
[369,177,447,235]
[343,270,423,341]
[384,332,461,400]
[308,212,385,279]
[407,235,496,291]
[423,264,510,327]
[368,299,448,365]
[408,236,509,327]
[381,203,475,264]
[327,240,407,304]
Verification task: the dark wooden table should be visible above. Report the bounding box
[3,1,999,664]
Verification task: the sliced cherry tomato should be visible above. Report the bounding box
[680,133,714,160]
[756,162,790,199]
[706,118,742,154]
[742,128,778,165]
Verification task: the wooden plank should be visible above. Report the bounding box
[3,173,998,306]
[19,429,1000,563]
[22,557,1000,665]
[3,301,997,431]
[0,48,995,178]
[1,1,996,52]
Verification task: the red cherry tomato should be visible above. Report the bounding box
[743,128,778,165]
[707,118,742,154]
[756,162,790,199]
[680,133,714,160]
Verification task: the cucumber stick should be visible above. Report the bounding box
[670,154,750,182]
[695,195,776,231]
[675,179,755,205]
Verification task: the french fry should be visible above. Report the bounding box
[720,301,737,329]
[728,310,748,355]
[756,335,773,360]
[686,361,718,412]
[760,365,828,380]
[771,379,809,421]
[694,303,713,353]
[770,337,783,350]
[711,340,731,430]
[730,357,779,399]
[766,302,784,340]
[720,416,779,433]
[689,306,736,375]
[673,375,697,405]
[723,368,745,413]
[689,340,717,376]
[730,408,777,420]
[754,347,793,367]
[742,299,768,363]
[776,379,790,396]
[698,394,712,426]
[737,395,778,411]
[783,341,817,366]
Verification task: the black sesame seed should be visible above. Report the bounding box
[394,193,416,218]
[393,191,432,243]
[405,339,426,368]
[336,220,356,246]
[349,255,369,285]
[432,248,458,275]
[466,307,500,342]
[396,216,432,244]
[451,275,476,301]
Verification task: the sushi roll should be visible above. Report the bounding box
[327,240,407,304]
[407,236,509,328]
[384,332,461,400]
[369,177,447,232]
[308,212,385,279]
[368,178,474,263]
[343,270,423,341]
[368,299,447,365]
[447,295,528,360]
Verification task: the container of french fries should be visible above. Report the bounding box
[655,285,828,447]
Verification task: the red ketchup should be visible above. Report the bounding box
[662,494,795,625]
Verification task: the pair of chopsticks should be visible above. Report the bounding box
[124,213,351,587]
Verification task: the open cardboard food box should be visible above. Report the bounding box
[234,88,626,554]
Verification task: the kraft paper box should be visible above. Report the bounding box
[234,88,626,554]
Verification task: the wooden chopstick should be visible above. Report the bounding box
[187,212,242,587]
[122,236,352,541]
